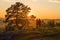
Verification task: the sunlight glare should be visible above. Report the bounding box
[28,13,32,16]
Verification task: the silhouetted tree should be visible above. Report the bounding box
[5,2,31,31]
[30,15,36,18]
[48,20,55,27]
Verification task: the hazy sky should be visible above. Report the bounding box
[0,0,60,19]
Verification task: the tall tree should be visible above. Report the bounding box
[5,2,31,31]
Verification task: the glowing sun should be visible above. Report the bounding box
[28,13,33,16]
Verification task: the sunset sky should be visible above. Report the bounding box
[0,0,60,19]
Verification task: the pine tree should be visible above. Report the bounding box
[4,2,31,31]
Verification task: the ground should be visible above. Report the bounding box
[0,31,60,40]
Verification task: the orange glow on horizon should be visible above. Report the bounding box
[0,0,60,19]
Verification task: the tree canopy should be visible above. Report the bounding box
[5,2,31,31]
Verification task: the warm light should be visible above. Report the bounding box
[2,0,17,2]
[32,0,37,2]
[28,13,32,16]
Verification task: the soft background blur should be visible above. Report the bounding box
[0,0,60,19]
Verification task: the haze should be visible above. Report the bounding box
[0,0,60,19]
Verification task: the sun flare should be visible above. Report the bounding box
[28,13,33,16]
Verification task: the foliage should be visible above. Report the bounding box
[5,2,31,31]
